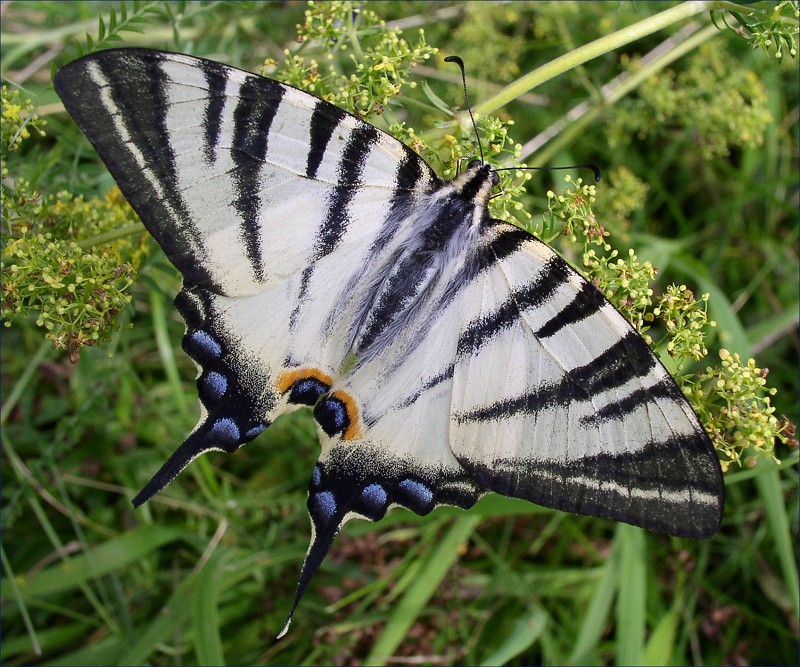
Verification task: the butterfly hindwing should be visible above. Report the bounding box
[55,48,724,633]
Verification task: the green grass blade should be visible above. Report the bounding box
[47,635,127,667]
[1,544,41,658]
[568,553,618,664]
[755,467,800,619]
[193,550,229,666]
[615,524,646,666]
[479,606,548,666]
[117,579,197,665]
[146,280,190,421]
[641,597,679,665]
[365,515,481,665]
[1,524,185,600]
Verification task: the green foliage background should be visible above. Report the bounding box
[1,2,798,665]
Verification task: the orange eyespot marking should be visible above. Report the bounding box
[331,390,363,441]
[276,367,333,394]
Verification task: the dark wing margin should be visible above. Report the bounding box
[131,282,274,507]
[55,49,217,288]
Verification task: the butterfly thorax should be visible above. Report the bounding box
[345,164,495,365]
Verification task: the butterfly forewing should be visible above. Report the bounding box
[55,48,724,634]
[55,49,436,296]
[449,232,723,538]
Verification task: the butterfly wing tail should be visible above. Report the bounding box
[277,505,342,640]
[131,429,216,507]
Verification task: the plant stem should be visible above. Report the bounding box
[75,223,143,250]
[476,1,716,116]
[521,21,720,165]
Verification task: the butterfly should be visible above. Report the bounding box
[54,48,724,635]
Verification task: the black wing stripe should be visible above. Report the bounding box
[535,280,608,339]
[96,54,178,192]
[201,60,230,164]
[287,265,315,336]
[231,75,285,282]
[454,375,582,423]
[455,331,661,423]
[456,255,571,358]
[376,152,427,251]
[307,101,347,179]
[314,125,380,259]
[569,331,657,393]
[580,377,686,426]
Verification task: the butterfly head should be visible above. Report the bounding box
[466,159,500,186]
[447,160,499,207]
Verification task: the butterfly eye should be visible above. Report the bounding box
[467,159,482,171]
[491,170,500,186]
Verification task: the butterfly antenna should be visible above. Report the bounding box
[444,55,484,164]
[495,163,602,182]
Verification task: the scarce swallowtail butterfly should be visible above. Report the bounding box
[55,48,724,635]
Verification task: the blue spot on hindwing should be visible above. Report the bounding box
[313,491,336,524]
[203,371,227,400]
[361,483,388,511]
[210,418,240,446]
[189,330,222,357]
[313,396,349,437]
[289,377,329,405]
[245,423,267,441]
[398,478,434,509]
[311,464,322,489]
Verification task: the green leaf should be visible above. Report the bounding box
[193,550,230,666]
[421,80,452,114]
[568,547,618,664]
[641,602,678,665]
[1,525,185,601]
[756,468,800,620]
[615,524,646,666]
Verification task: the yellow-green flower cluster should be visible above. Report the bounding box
[2,188,144,362]
[545,175,604,248]
[652,285,714,362]
[684,349,792,471]
[728,0,799,60]
[2,225,133,362]
[265,1,437,121]
[2,85,46,158]
[609,46,773,160]
[583,247,657,337]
